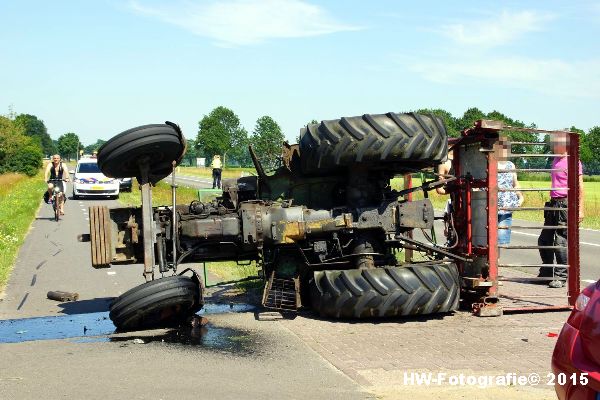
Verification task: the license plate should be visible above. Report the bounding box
[91,185,104,190]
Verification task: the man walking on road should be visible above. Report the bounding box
[538,131,584,288]
[211,155,222,189]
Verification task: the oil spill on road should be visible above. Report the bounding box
[110,324,259,356]
[0,302,257,347]
[0,312,113,343]
[199,302,255,315]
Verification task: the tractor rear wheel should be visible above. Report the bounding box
[309,263,459,318]
[299,112,447,174]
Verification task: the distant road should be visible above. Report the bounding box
[416,218,599,283]
[507,219,599,282]
[169,174,213,189]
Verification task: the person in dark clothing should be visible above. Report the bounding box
[538,132,584,288]
[44,154,70,215]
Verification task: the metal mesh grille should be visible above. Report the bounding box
[263,276,298,311]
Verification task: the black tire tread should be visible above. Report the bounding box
[98,123,186,183]
[110,276,203,331]
[310,263,459,318]
[299,112,447,174]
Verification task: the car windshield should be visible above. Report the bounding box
[78,163,101,173]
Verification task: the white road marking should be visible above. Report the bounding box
[512,230,600,247]
[107,271,116,275]
[582,279,596,284]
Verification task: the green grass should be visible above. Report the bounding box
[0,172,46,290]
[392,175,600,229]
[205,261,260,286]
[117,179,200,207]
[177,166,256,180]
[516,180,600,229]
[117,180,261,293]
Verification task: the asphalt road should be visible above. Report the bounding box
[171,174,214,189]
[0,196,370,400]
[0,182,597,398]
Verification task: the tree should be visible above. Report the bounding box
[250,116,285,170]
[14,114,54,156]
[196,106,249,167]
[57,132,82,161]
[582,126,600,175]
[457,107,486,130]
[181,138,200,166]
[480,110,539,168]
[84,139,106,154]
[415,109,460,137]
[0,116,43,176]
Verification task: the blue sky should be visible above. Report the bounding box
[1,0,599,145]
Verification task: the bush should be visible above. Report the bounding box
[4,142,42,176]
[0,116,43,176]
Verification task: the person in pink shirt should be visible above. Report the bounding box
[538,131,585,288]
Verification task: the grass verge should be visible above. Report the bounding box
[392,176,600,229]
[0,172,46,290]
[177,166,256,180]
[205,261,258,283]
[118,179,200,207]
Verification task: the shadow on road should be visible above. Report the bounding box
[58,297,114,315]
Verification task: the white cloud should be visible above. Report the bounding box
[440,10,555,47]
[409,57,600,99]
[129,0,361,47]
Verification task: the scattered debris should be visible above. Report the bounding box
[189,315,209,328]
[132,338,145,344]
[47,291,79,302]
[257,311,283,321]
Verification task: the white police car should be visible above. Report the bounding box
[72,158,120,199]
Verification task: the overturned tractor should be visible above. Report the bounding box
[88,112,467,331]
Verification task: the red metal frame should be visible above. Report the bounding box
[567,132,580,306]
[487,141,498,296]
[450,121,580,314]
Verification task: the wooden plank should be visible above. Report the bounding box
[98,206,106,265]
[90,206,97,266]
[95,206,102,266]
[102,207,112,264]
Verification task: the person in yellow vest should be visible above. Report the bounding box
[211,155,222,189]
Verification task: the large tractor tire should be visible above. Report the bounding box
[109,276,203,332]
[309,263,459,318]
[98,122,186,184]
[299,112,447,174]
